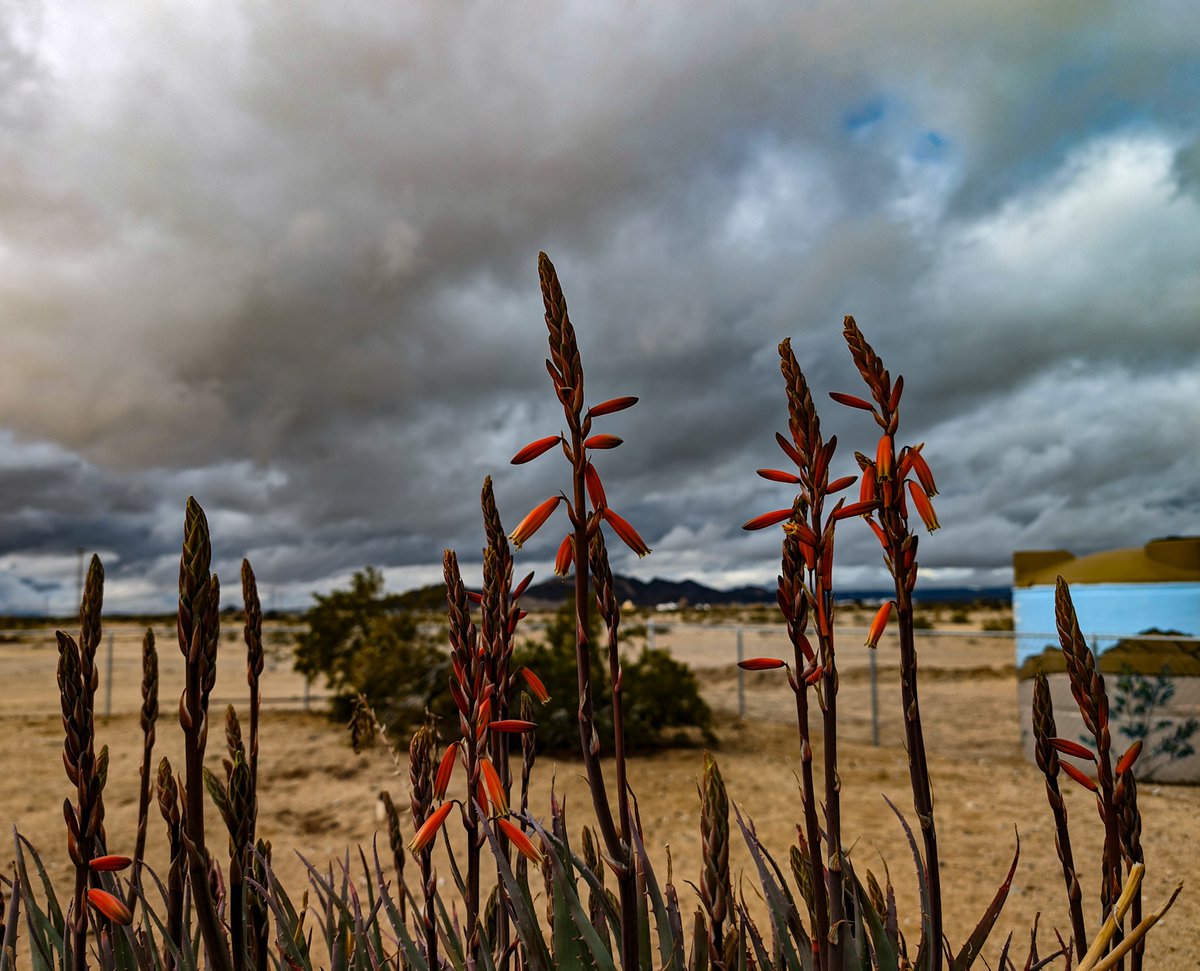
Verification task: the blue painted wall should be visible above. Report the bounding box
[1013,582,1200,665]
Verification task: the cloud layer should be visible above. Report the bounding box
[0,2,1197,611]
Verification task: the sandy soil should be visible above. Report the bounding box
[1,617,1195,968]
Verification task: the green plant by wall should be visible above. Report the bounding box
[512,597,714,754]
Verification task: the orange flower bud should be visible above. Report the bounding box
[867,519,888,549]
[585,463,607,509]
[828,391,875,411]
[910,447,938,497]
[859,465,877,503]
[738,657,785,671]
[409,802,454,853]
[832,500,880,520]
[553,534,574,577]
[512,571,535,599]
[1116,739,1144,776]
[875,435,894,480]
[89,854,133,872]
[742,508,793,531]
[804,664,824,685]
[602,508,652,556]
[907,481,940,532]
[756,468,802,484]
[827,475,857,494]
[434,743,459,799]
[775,432,803,467]
[783,519,819,548]
[497,817,544,865]
[489,720,536,733]
[584,434,623,450]
[481,757,507,813]
[586,396,638,418]
[509,496,562,548]
[865,601,893,648]
[87,888,132,925]
[1059,761,1098,793]
[519,667,550,704]
[510,435,562,465]
[1049,738,1096,762]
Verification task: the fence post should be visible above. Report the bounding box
[647,617,656,652]
[736,627,745,719]
[105,632,114,719]
[868,646,879,747]
[304,676,311,712]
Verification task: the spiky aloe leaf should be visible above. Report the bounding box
[477,814,551,971]
[735,899,771,971]
[842,854,899,971]
[629,825,683,971]
[368,843,430,971]
[128,872,199,971]
[951,833,1020,971]
[522,818,617,971]
[883,795,933,967]
[244,867,313,971]
[732,806,804,971]
[12,834,62,970]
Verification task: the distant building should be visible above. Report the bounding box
[1012,537,1200,782]
[1013,536,1200,663]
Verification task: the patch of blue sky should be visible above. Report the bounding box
[842,97,887,135]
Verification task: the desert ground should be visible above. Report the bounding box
[1,610,1195,968]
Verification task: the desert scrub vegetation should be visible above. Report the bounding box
[0,252,1183,971]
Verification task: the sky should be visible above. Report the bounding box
[0,1,1197,614]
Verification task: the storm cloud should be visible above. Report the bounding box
[0,2,1196,612]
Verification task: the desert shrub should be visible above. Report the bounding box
[982,615,1014,631]
[512,597,714,753]
[293,566,450,730]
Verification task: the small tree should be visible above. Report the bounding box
[513,596,714,753]
[294,566,449,730]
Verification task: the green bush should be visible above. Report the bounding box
[293,566,451,731]
[513,597,715,754]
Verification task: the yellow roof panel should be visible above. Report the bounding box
[1013,537,1200,586]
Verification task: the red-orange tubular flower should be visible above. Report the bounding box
[1059,761,1098,793]
[87,889,133,925]
[738,657,786,671]
[409,802,454,853]
[910,446,938,496]
[585,463,607,509]
[89,854,133,872]
[586,395,639,418]
[742,508,794,531]
[1116,739,1144,775]
[481,757,507,812]
[509,496,562,548]
[907,480,940,532]
[511,434,562,465]
[829,391,875,411]
[875,435,894,480]
[757,468,802,484]
[827,475,857,493]
[497,817,544,865]
[603,507,652,556]
[434,743,459,799]
[489,720,536,733]
[554,535,574,577]
[832,500,880,520]
[865,601,894,648]
[1050,738,1097,761]
[519,666,550,704]
[584,433,623,450]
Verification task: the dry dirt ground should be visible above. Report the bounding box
[1,615,1196,968]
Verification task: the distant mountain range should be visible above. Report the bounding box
[437,574,1011,609]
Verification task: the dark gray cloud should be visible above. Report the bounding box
[0,2,1197,612]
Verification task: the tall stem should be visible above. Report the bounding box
[893,583,942,969]
[790,651,830,969]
